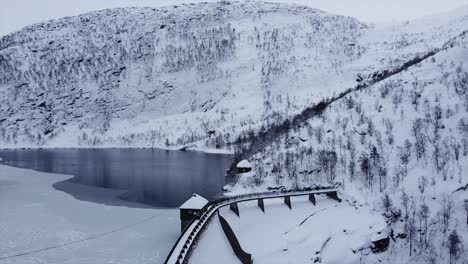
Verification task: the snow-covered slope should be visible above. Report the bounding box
[0,1,365,148]
[1,1,466,150]
[231,21,468,264]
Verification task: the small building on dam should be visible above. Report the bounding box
[179,193,208,231]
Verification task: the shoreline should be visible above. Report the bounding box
[0,145,234,155]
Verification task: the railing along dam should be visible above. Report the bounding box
[165,187,341,264]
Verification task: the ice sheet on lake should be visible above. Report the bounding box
[0,165,179,264]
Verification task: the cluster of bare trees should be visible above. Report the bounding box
[399,192,464,263]
[231,52,468,262]
[163,24,237,73]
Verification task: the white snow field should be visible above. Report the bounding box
[190,195,387,264]
[0,165,178,264]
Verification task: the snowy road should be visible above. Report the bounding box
[0,165,179,264]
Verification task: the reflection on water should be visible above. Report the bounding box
[0,148,232,208]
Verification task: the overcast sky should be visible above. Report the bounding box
[1,0,467,36]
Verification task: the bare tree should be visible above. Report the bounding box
[370,146,380,167]
[370,146,385,191]
[448,229,462,264]
[418,175,428,194]
[458,118,468,134]
[440,195,454,233]
[378,163,387,192]
[359,152,372,188]
[348,159,355,181]
[461,138,468,156]
[149,130,157,149]
[383,118,394,145]
[393,165,406,189]
[398,140,412,173]
[451,140,461,163]
[427,242,439,264]
[254,165,264,187]
[453,68,468,96]
[406,210,417,256]
[401,190,409,218]
[285,151,297,182]
[315,149,338,183]
[417,202,430,251]
[382,193,393,212]
[412,118,426,161]
[367,119,375,137]
[272,162,281,185]
[464,199,468,227]
[348,138,356,181]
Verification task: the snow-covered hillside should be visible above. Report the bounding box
[230,20,468,264]
[0,1,364,148]
[1,1,466,150]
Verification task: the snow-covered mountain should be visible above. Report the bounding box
[1,1,466,150]
[0,1,365,148]
[1,1,468,263]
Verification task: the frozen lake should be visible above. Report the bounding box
[0,148,232,207]
[0,165,180,264]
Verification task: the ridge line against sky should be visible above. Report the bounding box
[1,0,468,37]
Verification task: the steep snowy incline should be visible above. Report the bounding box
[0,1,467,150]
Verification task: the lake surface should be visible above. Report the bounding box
[0,148,232,207]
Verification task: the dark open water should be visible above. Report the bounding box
[0,148,232,208]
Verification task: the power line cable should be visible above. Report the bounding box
[0,210,167,261]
